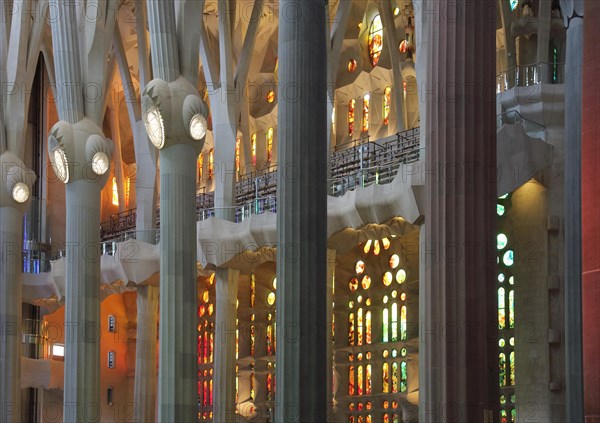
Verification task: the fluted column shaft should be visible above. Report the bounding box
[134,285,159,423]
[275,1,328,422]
[146,0,180,82]
[419,1,497,422]
[48,0,84,123]
[0,207,23,423]
[213,268,239,423]
[582,2,600,421]
[63,180,101,423]
[560,0,585,421]
[157,144,198,422]
[133,121,158,244]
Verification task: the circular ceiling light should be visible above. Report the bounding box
[53,148,69,183]
[12,182,29,203]
[91,152,109,175]
[144,106,165,149]
[189,114,207,141]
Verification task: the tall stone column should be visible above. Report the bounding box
[581,0,599,421]
[213,268,239,422]
[48,2,113,420]
[143,3,208,421]
[0,152,35,423]
[419,1,498,422]
[133,285,158,423]
[275,1,327,422]
[559,1,585,421]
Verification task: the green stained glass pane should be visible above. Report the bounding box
[500,394,506,405]
[400,361,408,392]
[497,204,506,216]
[499,338,506,347]
[499,353,507,386]
[503,250,514,266]
[497,233,508,249]
[391,304,398,341]
[511,409,516,422]
[498,273,505,283]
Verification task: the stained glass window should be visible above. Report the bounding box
[391,303,398,341]
[498,287,506,329]
[348,59,358,73]
[400,361,408,392]
[368,15,383,67]
[499,353,507,386]
[365,311,372,344]
[383,87,392,126]
[365,364,372,394]
[357,308,364,346]
[208,148,214,178]
[357,365,364,395]
[382,363,389,393]
[382,308,389,342]
[235,137,241,175]
[391,362,398,393]
[124,177,131,207]
[251,133,257,166]
[349,313,355,345]
[349,99,356,136]
[362,94,370,133]
[198,153,203,180]
[267,127,274,162]
[400,305,407,341]
[112,177,119,206]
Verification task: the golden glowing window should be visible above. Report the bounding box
[267,127,274,162]
[267,292,276,306]
[355,260,365,274]
[349,278,359,292]
[124,177,131,207]
[362,94,370,133]
[363,239,372,254]
[348,59,358,73]
[368,15,383,67]
[389,254,400,269]
[251,134,257,166]
[383,271,393,286]
[396,269,406,284]
[198,154,203,180]
[361,275,371,290]
[235,138,241,174]
[383,87,392,126]
[112,177,119,206]
[208,149,214,178]
[267,90,275,103]
[348,99,356,136]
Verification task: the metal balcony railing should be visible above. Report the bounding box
[496,62,565,93]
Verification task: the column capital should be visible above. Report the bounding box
[560,0,584,28]
[0,151,36,211]
[47,118,114,187]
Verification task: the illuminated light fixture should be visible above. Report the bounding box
[393,6,400,15]
[143,106,165,149]
[189,114,208,141]
[53,148,69,183]
[12,182,29,203]
[91,152,109,175]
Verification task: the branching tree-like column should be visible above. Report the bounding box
[275,1,328,422]
[48,1,118,421]
[418,1,498,422]
[0,152,36,423]
[559,1,585,421]
[143,1,209,420]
